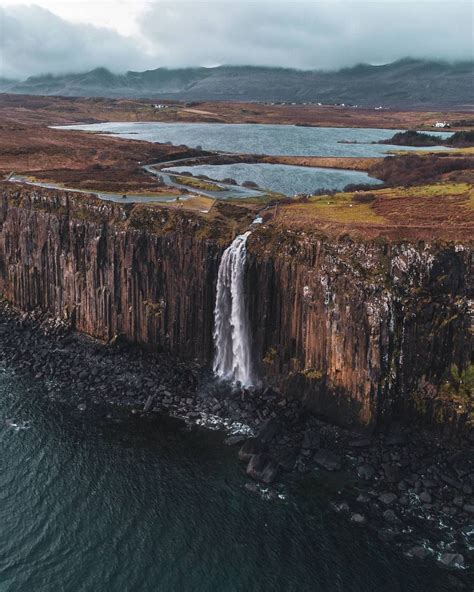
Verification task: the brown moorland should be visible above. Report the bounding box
[0,93,471,129]
[0,94,472,242]
[0,98,209,193]
[267,181,473,241]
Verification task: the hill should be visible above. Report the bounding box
[1,59,472,108]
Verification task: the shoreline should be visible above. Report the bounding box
[0,299,472,578]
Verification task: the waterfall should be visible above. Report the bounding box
[213,231,254,386]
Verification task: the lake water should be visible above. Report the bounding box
[57,122,450,195]
[164,163,381,195]
[58,122,451,158]
[0,366,460,591]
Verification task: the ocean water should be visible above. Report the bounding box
[0,366,459,592]
[164,162,381,195]
[58,122,452,158]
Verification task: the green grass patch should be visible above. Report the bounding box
[298,192,386,224]
[390,147,474,157]
[234,190,286,205]
[374,182,473,205]
[173,175,224,192]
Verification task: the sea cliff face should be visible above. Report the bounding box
[0,187,471,429]
[0,188,227,363]
[247,231,472,428]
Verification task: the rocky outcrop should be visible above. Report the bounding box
[0,187,227,363]
[0,186,471,430]
[247,230,472,429]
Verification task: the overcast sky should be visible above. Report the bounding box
[0,1,472,79]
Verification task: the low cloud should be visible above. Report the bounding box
[0,1,472,80]
[138,1,473,70]
[0,5,151,79]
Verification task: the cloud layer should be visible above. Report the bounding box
[0,5,152,79]
[1,1,472,80]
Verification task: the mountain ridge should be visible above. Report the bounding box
[1,59,472,108]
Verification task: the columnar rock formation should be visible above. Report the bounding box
[247,233,472,427]
[0,187,471,429]
[0,188,223,363]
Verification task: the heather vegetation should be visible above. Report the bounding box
[370,153,473,186]
[448,130,474,146]
[379,130,444,147]
[380,129,474,147]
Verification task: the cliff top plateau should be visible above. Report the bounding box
[0,94,473,243]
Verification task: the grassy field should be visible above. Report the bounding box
[279,192,386,225]
[261,155,380,171]
[172,175,224,192]
[231,190,286,205]
[149,195,217,213]
[389,147,474,157]
[273,181,473,240]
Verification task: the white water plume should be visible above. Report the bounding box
[213,231,255,386]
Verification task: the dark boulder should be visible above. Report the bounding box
[382,463,401,483]
[314,449,341,471]
[440,474,462,489]
[438,553,465,569]
[302,429,321,450]
[350,513,367,524]
[383,509,399,523]
[406,545,430,560]
[261,387,278,401]
[378,492,397,505]
[349,437,371,448]
[385,433,409,446]
[419,491,432,504]
[357,464,375,480]
[257,418,280,443]
[246,454,279,484]
[275,447,298,471]
[238,438,267,462]
[224,434,248,447]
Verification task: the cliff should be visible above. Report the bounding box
[0,187,233,363]
[247,230,472,429]
[0,186,472,430]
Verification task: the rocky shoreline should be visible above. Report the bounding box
[0,300,472,583]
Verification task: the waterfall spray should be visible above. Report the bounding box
[213,231,254,386]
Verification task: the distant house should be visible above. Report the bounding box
[433,121,450,128]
